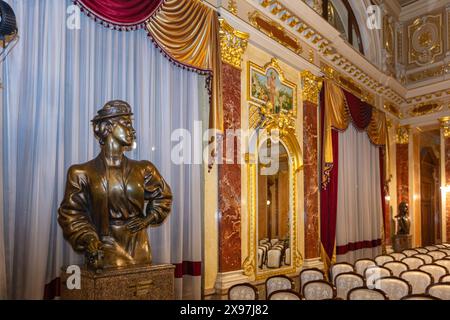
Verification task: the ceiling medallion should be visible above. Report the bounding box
[408,14,442,66]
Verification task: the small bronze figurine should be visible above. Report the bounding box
[395,201,410,235]
[58,100,172,271]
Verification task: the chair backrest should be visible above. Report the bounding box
[399,270,433,294]
[335,272,364,300]
[414,248,429,254]
[402,249,419,257]
[228,283,259,300]
[439,249,450,256]
[364,266,392,288]
[265,275,294,298]
[418,264,448,283]
[435,244,447,249]
[401,257,425,270]
[266,249,282,268]
[374,277,411,300]
[428,250,446,261]
[426,282,450,300]
[401,294,440,300]
[268,289,302,300]
[347,286,388,300]
[435,259,450,273]
[299,268,325,294]
[374,255,394,266]
[389,252,406,261]
[440,275,450,283]
[383,261,409,277]
[330,263,354,284]
[303,280,336,300]
[425,246,439,251]
[354,259,376,276]
[413,253,433,264]
[443,243,450,248]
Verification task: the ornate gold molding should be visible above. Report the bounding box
[407,64,445,82]
[301,70,323,105]
[249,11,303,55]
[440,117,450,138]
[227,0,237,15]
[396,125,410,144]
[408,102,442,117]
[219,19,249,70]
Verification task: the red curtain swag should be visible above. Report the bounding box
[74,0,163,30]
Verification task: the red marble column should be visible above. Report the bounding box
[396,144,409,205]
[218,63,242,272]
[446,138,450,241]
[303,101,320,259]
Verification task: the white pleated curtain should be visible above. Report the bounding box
[336,124,383,264]
[1,0,206,299]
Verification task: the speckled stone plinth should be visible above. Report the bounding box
[393,234,412,252]
[60,264,175,300]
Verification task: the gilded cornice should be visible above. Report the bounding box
[301,70,322,105]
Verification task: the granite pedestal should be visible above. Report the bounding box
[60,264,175,300]
[393,234,412,252]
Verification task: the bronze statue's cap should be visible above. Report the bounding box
[92,100,133,123]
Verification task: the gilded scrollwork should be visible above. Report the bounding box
[219,19,249,70]
[301,70,323,105]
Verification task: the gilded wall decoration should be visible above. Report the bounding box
[248,59,298,115]
[440,117,450,138]
[249,11,303,55]
[384,103,402,118]
[407,65,445,82]
[408,14,443,66]
[219,19,249,70]
[408,102,442,117]
[383,15,395,74]
[227,0,237,15]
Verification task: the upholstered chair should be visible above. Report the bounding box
[389,252,406,261]
[426,283,450,300]
[439,249,450,256]
[335,272,364,300]
[303,280,336,300]
[428,250,446,261]
[435,259,450,273]
[347,287,388,300]
[364,266,392,289]
[414,248,429,254]
[399,270,433,294]
[374,277,411,300]
[401,294,440,300]
[383,261,409,277]
[284,248,291,265]
[330,263,354,284]
[265,275,294,299]
[299,268,325,294]
[435,244,447,249]
[402,249,419,257]
[268,289,302,300]
[270,239,279,246]
[401,257,425,270]
[258,248,264,268]
[425,246,439,251]
[354,259,376,276]
[228,283,259,300]
[266,249,282,268]
[413,253,433,264]
[374,255,394,266]
[439,275,450,283]
[443,243,450,248]
[419,264,448,283]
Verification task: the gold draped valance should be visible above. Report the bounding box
[322,80,390,187]
[146,0,222,130]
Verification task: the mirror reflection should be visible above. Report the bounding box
[257,140,291,271]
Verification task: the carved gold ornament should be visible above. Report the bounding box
[301,70,323,105]
[408,14,442,66]
[396,126,410,144]
[228,0,237,15]
[440,117,450,138]
[408,102,442,117]
[219,19,249,70]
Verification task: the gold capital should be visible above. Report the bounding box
[301,70,323,105]
[440,117,450,138]
[219,19,249,70]
[396,125,410,144]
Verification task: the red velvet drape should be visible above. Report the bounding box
[74,0,163,29]
[320,89,339,262]
[343,91,372,130]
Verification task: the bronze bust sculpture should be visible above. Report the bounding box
[395,202,410,235]
[58,100,172,271]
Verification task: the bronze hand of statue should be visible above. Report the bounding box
[84,236,104,272]
[126,214,157,233]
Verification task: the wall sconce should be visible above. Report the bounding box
[384,195,391,202]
